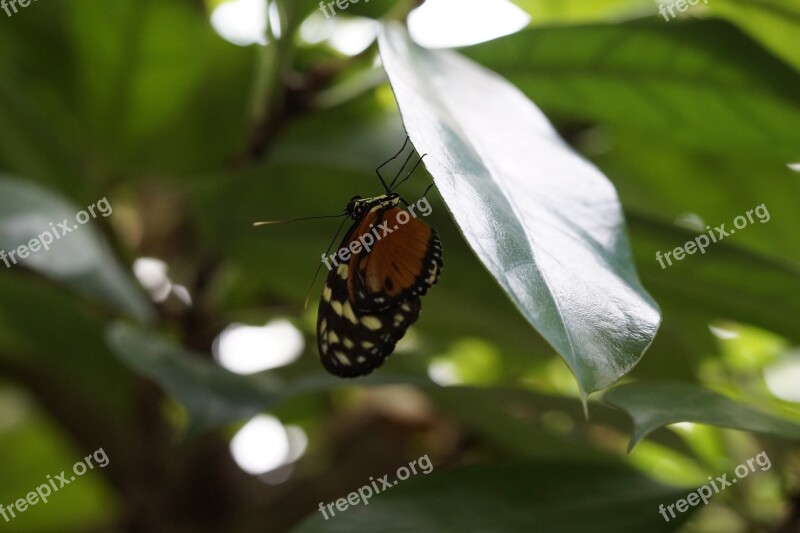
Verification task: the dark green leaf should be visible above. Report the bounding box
[628,213,800,344]
[106,322,429,433]
[106,322,282,433]
[293,461,690,532]
[463,20,800,160]
[428,386,692,460]
[0,176,154,323]
[710,0,800,72]
[605,381,800,451]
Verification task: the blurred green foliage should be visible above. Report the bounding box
[0,0,798,531]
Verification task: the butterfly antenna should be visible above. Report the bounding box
[303,214,351,310]
[375,136,410,193]
[392,153,427,191]
[253,213,345,226]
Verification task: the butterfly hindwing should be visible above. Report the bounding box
[317,260,421,377]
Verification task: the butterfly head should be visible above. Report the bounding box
[345,193,400,220]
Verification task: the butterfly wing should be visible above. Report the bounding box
[317,258,421,377]
[316,204,441,377]
[347,207,442,313]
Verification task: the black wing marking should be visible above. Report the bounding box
[317,260,421,377]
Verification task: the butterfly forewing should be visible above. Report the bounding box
[348,207,443,313]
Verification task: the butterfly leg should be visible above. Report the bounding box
[391,153,427,192]
[375,136,410,193]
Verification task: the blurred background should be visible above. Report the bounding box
[0,0,799,531]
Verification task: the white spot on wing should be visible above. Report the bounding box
[343,301,358,324]
[361,316,382,330]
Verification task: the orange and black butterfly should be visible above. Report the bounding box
[256,138,442,377]
[316,141,442,377]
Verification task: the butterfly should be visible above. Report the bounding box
[255,138,442,377]
[317,189,442,377]
[313,138,442,377]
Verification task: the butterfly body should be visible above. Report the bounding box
[317,192,442,377]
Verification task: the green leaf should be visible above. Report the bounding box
[427,386,691,461]
[593,124,800,360]
[106,322,282,433]
[597,130,800,266]
[0,176,154,323]
[292,461,690,532]
[65,0,254,176]
[511,0,652,24]
[379,23,660,396]
[68,0,215,146]
[0,73,80,187]
[709,0,800,72]
[106,322,426,433]
[0,274,136,417]
[628,213,800,344]
[462,20,800,161]
[604,381,800,451]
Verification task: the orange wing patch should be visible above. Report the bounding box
[347,207,442,312]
